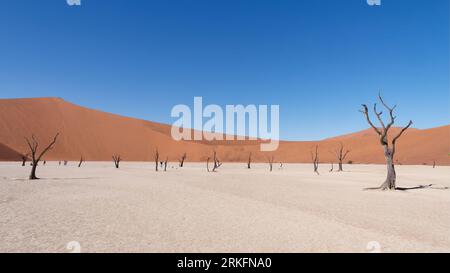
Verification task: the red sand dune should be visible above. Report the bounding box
[0,97,448,165]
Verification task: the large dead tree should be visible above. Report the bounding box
[212,151,222,172]
[311,145,319,175]
[247,152,252,169]
[25,133,59,180]
[179,153,187,167]
[154,149,159,172]
[360,94,413,190]
[332,143,350,172]
[112,155,121,168]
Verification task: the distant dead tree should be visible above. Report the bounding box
[329,163,334,172]
[25,133,59,180]
[268,156,275,172]
[212,151,222,172]
[179,153,187,167]
[360,94,413,190]
[311,145,319,175]
[206,157,211,172]
[21,153,29,166]
[332,143,350,172]
[78,156,84,168]
[154,149,159,172]
[164,157,168,172]
[112,155,121,169]
[247,152,252,169]
[433,160,436,168]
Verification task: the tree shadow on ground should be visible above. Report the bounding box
[365,184,449,191]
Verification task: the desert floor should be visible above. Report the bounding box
[0,162,449,253]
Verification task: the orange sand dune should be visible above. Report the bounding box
[0,97,448,165]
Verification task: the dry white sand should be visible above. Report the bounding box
[0,162,449,253]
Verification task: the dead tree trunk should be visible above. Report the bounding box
[112,155,121,168]
[78,156,84,168]
[212,151,222,172]
[360,94,413,190]
[332,143,350,172]
[206,157,210,172]
[179,153,187,167]
[164,157,168,172]
[25,133,59,180]
[21,153,28,166]
[154,149,159,172]
[267,156,274,172]
[433,160,436,168]
[247,152,252,169]
[311,145,320,175]
[329,163,334,172]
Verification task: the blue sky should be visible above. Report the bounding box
[0,0,448,140]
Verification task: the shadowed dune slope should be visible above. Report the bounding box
[0,142,23,161]
[0,98,448,165]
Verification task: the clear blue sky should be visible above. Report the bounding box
[0,0,448,140]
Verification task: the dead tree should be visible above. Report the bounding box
[433,160,436,169]
[268,156,275,172]
[360,94,413,190]
[212,151,222,172]
[25,133,59,180]
[329,163,334,172]
[154,149,159,172]
[21,153,29,166]
[78,156,84,168]
[311,145,319,175]
[164,157,168,172]
[112,155,121,169]
[179,153,187,167]
[247,152,252,169]
[332,143,350,172]
[206,157,211,172]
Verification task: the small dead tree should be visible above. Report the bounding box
[311,145,319,175]
[112,155,121,169]
[247,152,252,169]
[154,149,159,172]
[179,153,187,167]
[268,156,275,172]
[360,94,413,190]
[164,157,168,172]
[332,143,350,172]
[433,160,436,169]
[21,153,29,166]
[212,151,222,172]
[78,156,84,168]
[329,163,334,172]
[25,133,59,180]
